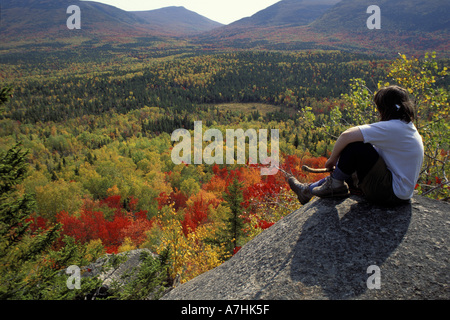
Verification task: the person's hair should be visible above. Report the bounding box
[373,85,416,123]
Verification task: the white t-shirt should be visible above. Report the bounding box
[358,120,424,200]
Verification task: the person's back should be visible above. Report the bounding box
[359,119,424,200]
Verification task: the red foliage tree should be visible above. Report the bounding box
[181,193,220,236]
[157,190,188,211]
[120,210,153,246]
[26,215,49,234]
[56,209,131,253]
[55,195,155,253]
[100,194,123,215]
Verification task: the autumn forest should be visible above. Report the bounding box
[1,39,449,300]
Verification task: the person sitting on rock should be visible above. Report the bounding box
[287,85,424,207]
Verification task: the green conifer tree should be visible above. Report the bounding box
[0,87,105,300]
[0,86,59,298]
[222,177,244,254]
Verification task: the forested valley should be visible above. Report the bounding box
[1,48,448,299]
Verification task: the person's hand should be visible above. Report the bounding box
[325,156,337,170]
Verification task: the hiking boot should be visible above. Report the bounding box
[288,177,313,205]
[311,176,349,199]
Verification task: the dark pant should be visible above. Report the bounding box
[337,142,379,183]
[337,142,406,206]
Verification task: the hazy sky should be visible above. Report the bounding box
[87,0,282,25]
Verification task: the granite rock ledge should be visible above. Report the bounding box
[161,195,449,300]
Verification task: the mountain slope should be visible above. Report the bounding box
[198,0,449,56]
[0,0,223,45]
[311,0,450,32]
[229,0,341,28]
[199,0,341,46]
[131,6,223,36]
[1,0,448,55]
[0,0,154,42]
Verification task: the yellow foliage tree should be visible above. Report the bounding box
[118,237,137,253]
[146,206,230,284]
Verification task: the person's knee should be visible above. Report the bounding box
[338,142,378,170]
[342,141,368,155]
[342,141,377,154]
[339,142,379,180]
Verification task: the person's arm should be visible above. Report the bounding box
[325,127,364,169]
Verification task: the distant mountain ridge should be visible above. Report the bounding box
[198,0,449,56]
[0,0,448,56]
[0,0,223,42]
[0,0,151,41]
[229,0,341,28]
[311,0,450,33]
[131,6,223,36]
[199,0,341,46]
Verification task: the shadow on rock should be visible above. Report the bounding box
[290,197,412,299]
